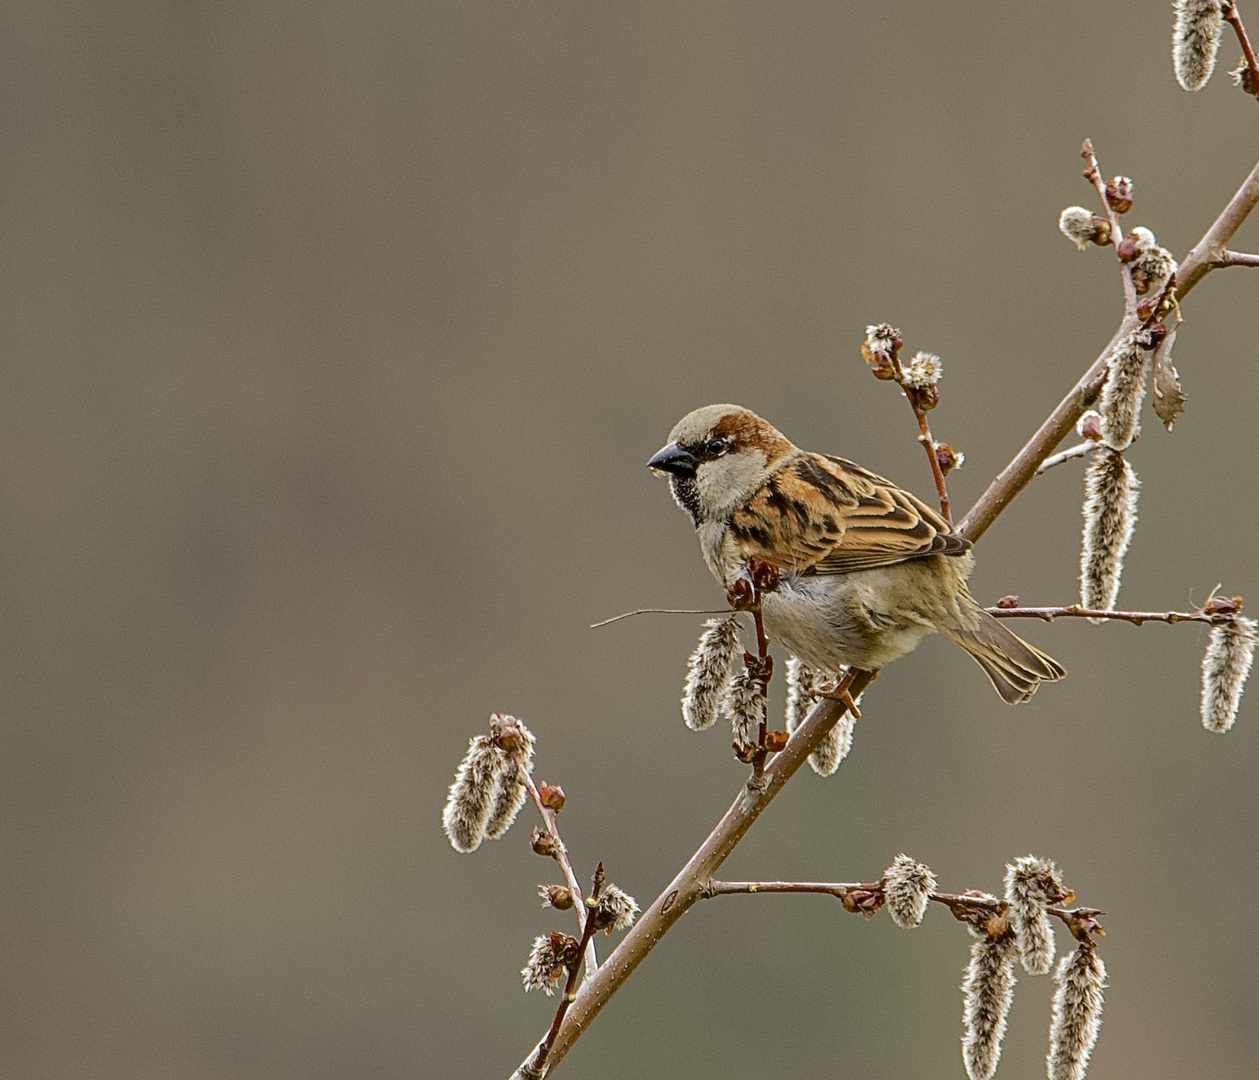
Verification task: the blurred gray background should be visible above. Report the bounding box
[2,2,1256,1077]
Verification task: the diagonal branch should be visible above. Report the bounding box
[958,152,1259,543]
[510,673,875,1079]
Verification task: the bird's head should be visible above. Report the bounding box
[648,404,798,525]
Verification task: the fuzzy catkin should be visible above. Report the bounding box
[521,935,567,996]
[593,884,640,932]
[1200,615,1257,732]
[1047,947,1107,1080]
[883,854,936,929]
[1173,0,1226,91]
[483,722,536,840]
[1099,338,1151,450]
[1058,206,1098,249]
[681,616,742,730]
[442,735,507,853]
[1004,855,1065,975]
[722,668,764,745]
[961,935,1017,1080]
[1080,449,1139,613]
[784,657,856,775]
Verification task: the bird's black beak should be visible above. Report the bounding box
[647,441,699,479]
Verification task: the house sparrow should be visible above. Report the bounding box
[648,404,1065,704]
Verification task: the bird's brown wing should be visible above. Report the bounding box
[726,452,970,576]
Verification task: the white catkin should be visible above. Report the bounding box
[1058,206,1097,249]
[521,936,566,996]
[483,721,536,840]
[961,935,1017,1080]
[883,854,937,929]
[1173,0,1226,91]
[722,668,764,745]
[1099,338,1151,450]
[1047,947,1107,1080]
[1200,616,1257,732]
[1004,855,1065,976]
[785,658,856,775]
[1079,449,1139,614]
[681,616,743,730]
[442,735,508,853]
[593,884,640,932]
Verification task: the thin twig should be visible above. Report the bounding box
[528,867,605,1077]
[701,880,1101,936]
[522,773,599,976]
[1213,249,1259,268]
[1225,2,1259,93]
[589,607,731,629]
[910,404,952,522]
[1035,440,1105,474]
[1081,139,1137,314]
[985,604,1232,626]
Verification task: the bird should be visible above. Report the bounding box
[648,404,1065,704]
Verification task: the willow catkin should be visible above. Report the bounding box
[1079,449,1139,613]
[1172,0,1226,91]
[1200,616,1257,732]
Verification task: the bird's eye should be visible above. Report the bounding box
[705,436,732,458]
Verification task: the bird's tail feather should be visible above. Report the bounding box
[943,613,1066,705]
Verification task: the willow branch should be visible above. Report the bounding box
[510,672,875,1079]
[985,604,1234,626]
[958,150,1259,543]
[702,880,1103,938]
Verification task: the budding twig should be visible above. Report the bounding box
[1081,140,1137,314]
[1225,1,1259,95]
[527,866,606,1077]
[959,150,1259,543]
[985,603,1237,626]
[523,772,599,976]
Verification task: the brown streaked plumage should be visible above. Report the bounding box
[649,404,1065,704]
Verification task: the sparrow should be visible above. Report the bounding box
[648,404,1065,704]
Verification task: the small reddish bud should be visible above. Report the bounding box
[1077,411,1105,442]
[538,782,566,811]
[1064,908,1106,942]
[1203,594,1244,616]
[539,884,575,910]
[742,651,773,682]
[841,885,886,918]
[530,827,558,857]
[725,575,755,611]
[1130,265,1152,295]
[935,443,964,475]
[1116,232,1141,262]
[764,730,790,752]
[1092,217,1113,245]
[489,713,524,752]
[1105,176,1133,214]
[985,913,1011,941]
[996,594,1020,609]
[749,559,781,595]
[907,383,939,411]
[732,740,759,763]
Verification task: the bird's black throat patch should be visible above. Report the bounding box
[670,474,703,525]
